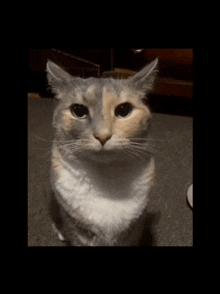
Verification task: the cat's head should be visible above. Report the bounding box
[47,58,158,162]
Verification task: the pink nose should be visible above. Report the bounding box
[94,135,112,146]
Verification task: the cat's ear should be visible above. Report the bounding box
[128,58,158,94]
[46,60,72,98]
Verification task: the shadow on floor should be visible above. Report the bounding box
[139,212,161,246]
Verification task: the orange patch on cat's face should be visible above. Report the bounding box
[102,86,118,118]
[102,86,151,139]
[61,109,76,132]
[116,109,149,138]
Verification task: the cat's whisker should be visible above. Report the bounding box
[58,145,77,151]
[126,148,146,160]
[129,137,166,142]
[58,142,79,147]
[54,139,78,143]
[123,149,137,160]
[67,145,81,150]
[55,141,78,145]
[129,140,160,148]
[123,147,141,159]
[129,144,158,153]
[78,139,91,142]
[60,146,82,154]
[59,144,84,156]
[118,141,142,160]
[122,143,148,159]
[34,135,78,144]
[128,147,151,157]
[127,143,158,156]
[110,139,159,158]
[69,149,83,155]
[128,141,155,148]
[128,141,149,146]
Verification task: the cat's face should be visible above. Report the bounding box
[47,58,158,162]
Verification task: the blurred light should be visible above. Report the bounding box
[131,49,144,53]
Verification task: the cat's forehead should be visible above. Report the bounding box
[63,78,138,107]
[81,78,135,105]
[83,82,103,105]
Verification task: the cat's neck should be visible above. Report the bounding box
[52,145,155,229]
[57,147,152,200]
[61,147,150,178]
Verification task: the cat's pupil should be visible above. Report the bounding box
[70,104,89,118]
[115,103,133,118]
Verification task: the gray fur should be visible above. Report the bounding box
[47,58,158,246]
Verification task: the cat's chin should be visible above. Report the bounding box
[87,151,119,163]
[79,149,127,164]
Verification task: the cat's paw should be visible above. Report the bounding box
[52,223,66,242]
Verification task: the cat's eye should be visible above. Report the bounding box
[115,103,133,118]
[70,104,89,118]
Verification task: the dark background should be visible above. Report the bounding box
[28,48,212,116]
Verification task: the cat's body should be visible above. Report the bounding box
[47,58,158,246]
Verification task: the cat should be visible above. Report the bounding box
[47,57,158,246]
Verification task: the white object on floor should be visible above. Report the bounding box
[187,184,193,208]
[52,223,66,242]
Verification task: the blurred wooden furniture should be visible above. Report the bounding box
[145,49,193,99]
[154,77,192,98]
[29,49,193,99]
[28,93,41,99]
[102,68,137,79]
[29,49,100,77]
[102,49,193,99]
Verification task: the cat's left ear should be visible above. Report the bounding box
[128,58,158,93]
[46,60,73,98]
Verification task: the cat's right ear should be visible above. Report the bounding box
[46,60,72,99]
[128,58,158,95]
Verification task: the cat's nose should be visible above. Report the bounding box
[94,134,112,146]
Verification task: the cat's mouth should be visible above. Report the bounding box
[86,140,123,153]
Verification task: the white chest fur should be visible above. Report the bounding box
[52,150,154,236]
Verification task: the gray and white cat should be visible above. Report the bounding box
[47,57,158,246]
